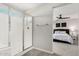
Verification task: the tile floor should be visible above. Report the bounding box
[53,42,79,56]
[22,49,60,56]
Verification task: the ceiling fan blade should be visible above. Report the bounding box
[56,16,70,19]
[63,17,70,19]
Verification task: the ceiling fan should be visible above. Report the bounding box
[56,14,70,19]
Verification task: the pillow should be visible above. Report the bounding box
[59,31,66,34]
[55,31,60,34]
[55,31,66,34]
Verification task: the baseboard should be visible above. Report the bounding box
[15,46,33,56]
[33,47,54,54]
[15,47,54,56]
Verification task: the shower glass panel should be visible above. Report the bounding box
[9,8,23,55]
[24,16,32,49]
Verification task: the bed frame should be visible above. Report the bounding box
[53,29,71,44]
[53,29,70,34]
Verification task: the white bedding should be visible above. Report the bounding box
[53,31,73,44]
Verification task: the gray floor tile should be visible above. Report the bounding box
[22,49,60,56]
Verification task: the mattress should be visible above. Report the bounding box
[53,31,73,44]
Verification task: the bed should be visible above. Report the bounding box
[53,29,73,44]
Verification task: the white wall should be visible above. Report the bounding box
[0,4,9,48]
[33,15,52,52]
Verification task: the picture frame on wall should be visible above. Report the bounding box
[56,23,60,27]
[61,22,66,27]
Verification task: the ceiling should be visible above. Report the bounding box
[7,3,45,11]
[7,3,66,16]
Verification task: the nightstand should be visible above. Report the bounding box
[72,35,77,40]
[71,35,78,45]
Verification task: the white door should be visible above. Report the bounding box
[24,16,32,49]
[0,4,9,48]
[10,9,23,55]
